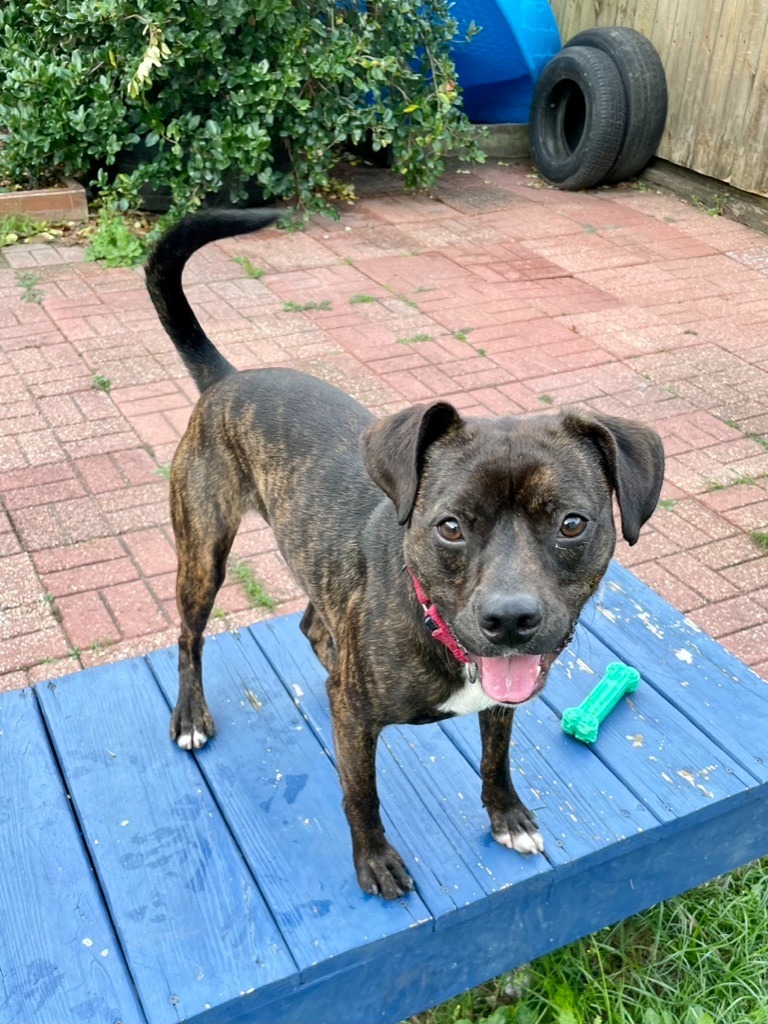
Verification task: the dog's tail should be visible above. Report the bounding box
[145,208,280,393]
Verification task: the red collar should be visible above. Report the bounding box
[406,568,472,665]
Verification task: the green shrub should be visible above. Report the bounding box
[0,0,482,217]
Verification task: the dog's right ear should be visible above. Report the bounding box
[361,402,462,525]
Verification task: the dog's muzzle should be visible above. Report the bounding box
[407,568,557,705]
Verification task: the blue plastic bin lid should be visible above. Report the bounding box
[450,0,561,123]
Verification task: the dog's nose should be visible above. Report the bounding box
[479,594,543,646]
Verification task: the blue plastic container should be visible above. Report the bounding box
[450,0,561,123]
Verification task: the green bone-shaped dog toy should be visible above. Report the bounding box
[561,662,640,744]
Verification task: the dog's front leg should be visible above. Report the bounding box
[327,678,413,900]
[479,707,545,855]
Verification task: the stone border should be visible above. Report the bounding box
[0,177,89,224]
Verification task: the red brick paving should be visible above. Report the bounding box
[2,160,768,689]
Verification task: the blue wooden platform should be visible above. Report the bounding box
[2,561,768,1024]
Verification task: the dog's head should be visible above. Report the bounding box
[361,403,664,705]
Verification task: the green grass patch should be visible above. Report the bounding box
[233,255,265,279]
[657,498,678,510]
[283,299,332,313]
[1,213,64,248]
[89,637,114,653]
[86,208,146,267]
[691,192,728,217]
[154,462,172,481]
[383,285,419,310]
[750,531,768,553]
[350,294,377,305]
[41,591,61,622]
[16,270,44,304]
[706,474,763,492]
[228,559,276,610]
[397,333,433,345]
[91,373,112,393]
[412,859,768,1024]
[452,329,472,342]
[538,394,554,406]
[746,432,768,452]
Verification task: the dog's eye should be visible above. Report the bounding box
[437,518,464,543]
[560,514,588,539]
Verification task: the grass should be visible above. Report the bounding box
[41,592,61,622]
[283,299,332,313]
[716,418,768,454]
[154,462,172,481]
[91,373,112,393]
[16,270,44,304]
[228,559,276,611]
[410,859,768,1024]
[350,294,377,305]
[750,531,768,554]
[705,474,767,492]
[89,637,114,653]
[232,255,264,279]
[1,213,65,248]
[690,192,729,217]
[397,333,433,345]
[657,498,678,510]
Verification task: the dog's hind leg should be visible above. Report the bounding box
[170,446,243,751]
[300,603,336,672]
[479,707,545,855]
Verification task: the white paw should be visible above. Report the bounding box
[493,828,545,855]
[176,729,209,751]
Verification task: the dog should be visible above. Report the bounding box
[145,209,664,900]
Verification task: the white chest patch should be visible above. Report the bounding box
[436,664,499,717]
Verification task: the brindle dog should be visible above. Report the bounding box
[146,209,664,900]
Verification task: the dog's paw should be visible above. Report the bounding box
[490,806,545,856]
[355,841,415,901]
[170,698,216,751]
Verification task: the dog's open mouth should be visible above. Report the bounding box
[473,653,553,705]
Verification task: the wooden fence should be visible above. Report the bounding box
[549,0,768,198]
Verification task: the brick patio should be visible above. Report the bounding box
[2,160,768,690]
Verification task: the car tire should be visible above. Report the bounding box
[528,46,627,191]
[565,26,667,183]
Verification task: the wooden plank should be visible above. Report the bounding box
[642,159,768,236]
[241,783,768,1024]
[440,697,660,865]
[36,660,297,1024]
[731,6,768,197]
[0,688,145,1024]
[146,633,433,981]
[542,632,755,820]
[587,561,768,782]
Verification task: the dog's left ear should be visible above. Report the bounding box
[361,402,462,524]
[565,411,665,546]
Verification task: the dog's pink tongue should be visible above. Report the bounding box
[477,654,542,703]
